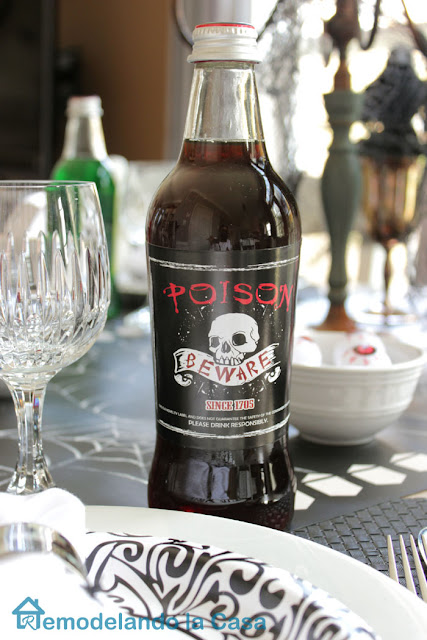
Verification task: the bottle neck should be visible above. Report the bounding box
[183,62,265,152]
[61,115,108,160]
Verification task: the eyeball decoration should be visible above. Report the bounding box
[333,331,392,368]
[293,334,323,366]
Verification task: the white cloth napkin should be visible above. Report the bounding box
[0,487,86,558]
[0,489,179,639]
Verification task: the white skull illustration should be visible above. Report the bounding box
[208,313,260,365]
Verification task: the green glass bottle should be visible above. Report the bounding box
[51,95,120,318]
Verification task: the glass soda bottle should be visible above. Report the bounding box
[51,95,119,318]
[146,24,301,530]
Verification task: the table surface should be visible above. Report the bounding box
[0,309,426,585]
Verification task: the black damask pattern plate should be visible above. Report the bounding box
[85,533,379,640]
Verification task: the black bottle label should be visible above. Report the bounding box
[148,243,300,450]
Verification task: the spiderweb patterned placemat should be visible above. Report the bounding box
[293,498,427,586]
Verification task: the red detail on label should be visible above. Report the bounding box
[233,283,252,304]
[189,283,216,305]
[275,284,294,311]
[198,359,213,376]
[236,367,247,382]
[259,350,273,369]
[163,283,185,314]
[186,352,196,368]
[163,281,295,313]
[255,283,278,305]
[246,360,258,376]
[235,398,255,410]
[215,365,235,384]
[220,281,230,303]
[205,400,234,411]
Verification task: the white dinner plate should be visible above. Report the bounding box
[86,506,427,640]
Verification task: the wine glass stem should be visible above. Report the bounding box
[7,385,54,494]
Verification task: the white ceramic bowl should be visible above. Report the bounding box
[290,331,426,445]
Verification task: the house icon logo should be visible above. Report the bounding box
[12,597,45,630]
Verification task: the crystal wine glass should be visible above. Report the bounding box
[0,181,110,494]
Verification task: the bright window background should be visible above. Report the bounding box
[165,1,427,294]
[249,0,427,296]
[251,0,427,181]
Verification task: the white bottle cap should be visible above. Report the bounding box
[187,23,262,64]
[66,95,104,118]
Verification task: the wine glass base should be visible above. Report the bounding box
[354,304,418,328]
[7,465,55,495]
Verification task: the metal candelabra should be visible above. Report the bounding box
[317,0,426,331]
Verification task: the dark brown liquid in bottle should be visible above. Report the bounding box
[147,139,300,530]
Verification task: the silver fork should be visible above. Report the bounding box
[387,534,427,602]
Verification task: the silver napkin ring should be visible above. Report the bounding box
[0,522,87,581]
